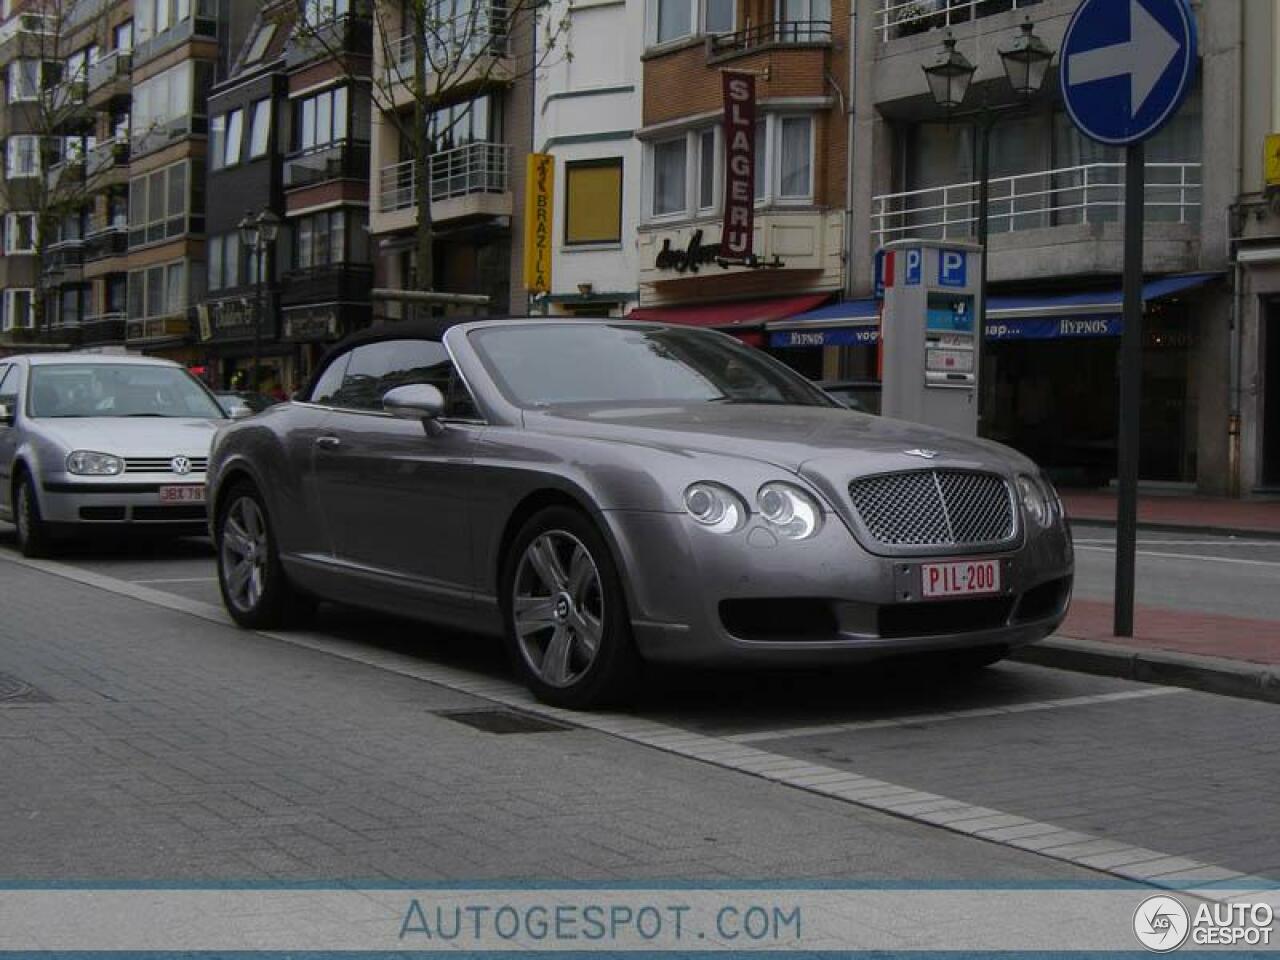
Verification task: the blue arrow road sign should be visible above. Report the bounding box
[1061,0,1197,147]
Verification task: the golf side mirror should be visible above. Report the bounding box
[0,403,12,426]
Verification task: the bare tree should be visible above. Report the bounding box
[0,0,118,338]
[289,0,569,296]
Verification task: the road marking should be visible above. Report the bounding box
[722,687,1188,744]
[0,547,1265,901]
[1075,545,1280,569]
[131,576,219,584]
[1074,539,1280,548]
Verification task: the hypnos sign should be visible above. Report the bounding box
[771,315,1122,348]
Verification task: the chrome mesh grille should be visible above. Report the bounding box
[848,470,1015,548]
[123,457,208,474]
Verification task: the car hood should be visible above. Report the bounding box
[528,403,1030,477]
[32,417,223,457]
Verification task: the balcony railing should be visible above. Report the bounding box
[877,0,1044,42]
[280,262,374,306]
[0,11,55,45]
[287,12,371,66]
[46,157,85,192]
[87,50,132,94]
[284,140,371,189]
[85,222,129,261]
[708,19,832,56]
[390,0,509,79]
[871,161,1202,248]
[378,141,510,213]
[126,314,189,342]
[79,312,128,344]
[86,138,129,177]
[45,238,85,271]
[131,114,207,159]
[133,4,218,66]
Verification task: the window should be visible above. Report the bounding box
[425,94,497,151]
[295,87,347,150]
[565,159,623,246]
[114,20,134,52]
[703,0,734,33]
[5,136,40,178]
[128,160,195,247]
[309,353,350,404]
[207,233,240,291]
[325,339,478,417]
[2,290,34,332]
[249,99,271,158]
[652,0,732,44]
[130,62,194,146]
[223,108,243,167]
[698,129,717,210]
[66,49,88,85]
[208,114,225,170]
[7,60,47,102]
[302,0,349,27]
[293,210,347,269]
[136,0,194,45]
[778,115,812,198]
[4,213,36,254]
[652,138,687,217]
[244,22,276,63]
[127,261,186,318]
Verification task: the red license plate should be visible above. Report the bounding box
[921,559,1001,599]
[158,485,206,503]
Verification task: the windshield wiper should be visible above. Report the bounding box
[122,413,170,418]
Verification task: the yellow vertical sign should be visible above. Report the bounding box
[524,153,554,293]
[1267,133,1280,188]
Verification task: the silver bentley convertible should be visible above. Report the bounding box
[207,319,1073,707]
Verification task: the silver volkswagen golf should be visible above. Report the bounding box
[0,353,227,556]
[208,319,1073,707]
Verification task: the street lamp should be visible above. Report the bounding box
[922,17,1054,424]
[238,208,281,392]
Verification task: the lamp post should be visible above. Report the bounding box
[922,18,1054,421]
[238,208,281,391]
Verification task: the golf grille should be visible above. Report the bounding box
[124,457,208,474]
[848,470,1016,548]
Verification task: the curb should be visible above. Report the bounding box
[1014,636,1280,706]
[1066,517,1280,541]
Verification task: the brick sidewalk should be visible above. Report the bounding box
[1062,490,1280,535]
[1058,597,1280,666]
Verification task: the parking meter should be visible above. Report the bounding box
[878,240,983,437]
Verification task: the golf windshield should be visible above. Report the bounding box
[469,324,838,409]
[28,364,225,419]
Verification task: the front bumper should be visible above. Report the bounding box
[601,508,1074,666]
[38,475,208,525]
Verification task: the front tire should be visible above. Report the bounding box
[14,473,52,558]
[215,481,304,629]
[501,506,639,709]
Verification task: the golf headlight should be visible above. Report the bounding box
[1017,474,1050,528]
[66,451,124,476]
[757,482,823,540]
[683,482,746,534]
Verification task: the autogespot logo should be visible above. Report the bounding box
[1133,895,1190,952]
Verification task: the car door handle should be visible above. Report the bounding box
[315,436,341,451]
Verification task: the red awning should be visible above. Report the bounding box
[626,294,831,331]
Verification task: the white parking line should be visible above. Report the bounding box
[1075,545,1280,568]
[0,547,1264,901]
[131,577,219,585]
[723,687,1188,744]
[1074,539,1280,548]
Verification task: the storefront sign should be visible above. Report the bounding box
[655,229,722,273]
[198,300,257,342]
[1267,133,1280,188]
[770,327,880,349]
[523,153,554,293]
[283,308,339,342]
[771,314,1124,347]
[721,72,756,259]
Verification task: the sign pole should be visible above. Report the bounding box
[1114,141,1145,638]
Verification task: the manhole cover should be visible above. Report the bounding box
[436,708,573,735]
[0,673,51,704]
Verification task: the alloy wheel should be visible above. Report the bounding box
[511,530,605,688]
[221,496,269,614]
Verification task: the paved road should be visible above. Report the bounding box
[0,525,1277,890]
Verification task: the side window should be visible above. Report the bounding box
[332,339,452,411]
[0,365,20,422]
[308,353,350,405]
[445,371,481,420]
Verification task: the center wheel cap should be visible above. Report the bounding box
[554,593,572,621]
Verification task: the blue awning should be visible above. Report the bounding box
[766,273,1220,347]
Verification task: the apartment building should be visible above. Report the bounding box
[530,0,642,318]
[367,0,532,316]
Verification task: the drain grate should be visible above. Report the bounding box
[0,672,51,704]
[436,708,573,735]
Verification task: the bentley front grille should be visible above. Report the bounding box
[847,470,1016,548]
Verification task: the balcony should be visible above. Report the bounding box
[0,12,55,65]
[79,312,128,345]
[279,262,373,308]
[132,7,217,67]
[707,19,832,59]
[85,222,129,262]
[86,138,130,181]
[387,0,510,100]
[131,114,207,160]
[376,142,510,229]
[46,157,86,193]
[877,0,1045,42]
[283,140,371,189]
[86,50,133,105]
[286,12,371,68]
[126,313,191,343]
[44,239,85,279]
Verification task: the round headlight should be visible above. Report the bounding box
[1040,471,1063,520]
[757,482,823,540]
[66,450,124,476]
[1017,474,1050,528]
[683,482,746,534]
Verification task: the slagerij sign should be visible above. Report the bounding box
[720,72,756,259]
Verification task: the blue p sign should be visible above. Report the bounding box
[904,249,923,286]
[939,250,967,288]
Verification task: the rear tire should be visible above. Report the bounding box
[13,473,52,558]
[215,481,307,629]
[500,506,639,709]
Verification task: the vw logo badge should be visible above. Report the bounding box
[170,456,192,475]
[904,449,939,460]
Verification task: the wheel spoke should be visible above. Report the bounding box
[227,558,252,599]
[222,523,252,558]
[567,544,595,600]
[527,536,568,592]
[540,625,574,685]
[239,501,262,541]
[570,608,602,657]
[514,596,556,637]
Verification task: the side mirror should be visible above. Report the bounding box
[229,405,254,420]
[0,403,12,426]
[383,383,445,423]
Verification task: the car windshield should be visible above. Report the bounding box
[28,364,225,419]
[469,324,837,409]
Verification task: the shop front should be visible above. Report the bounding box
[196,297,295,394]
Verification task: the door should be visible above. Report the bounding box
[1265,302,1280,487]
[311,338,482,609]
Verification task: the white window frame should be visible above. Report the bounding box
[648,134,690,221]
[223,107,243,167]
[4,212,37,254]
[772,113,814,202]
[2,289,35,332]
[7,60,48,103]
[5,135,42,179]
[249,99,271,158]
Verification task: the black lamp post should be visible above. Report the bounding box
[922,17,1054,421]
[238,208,281,391]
